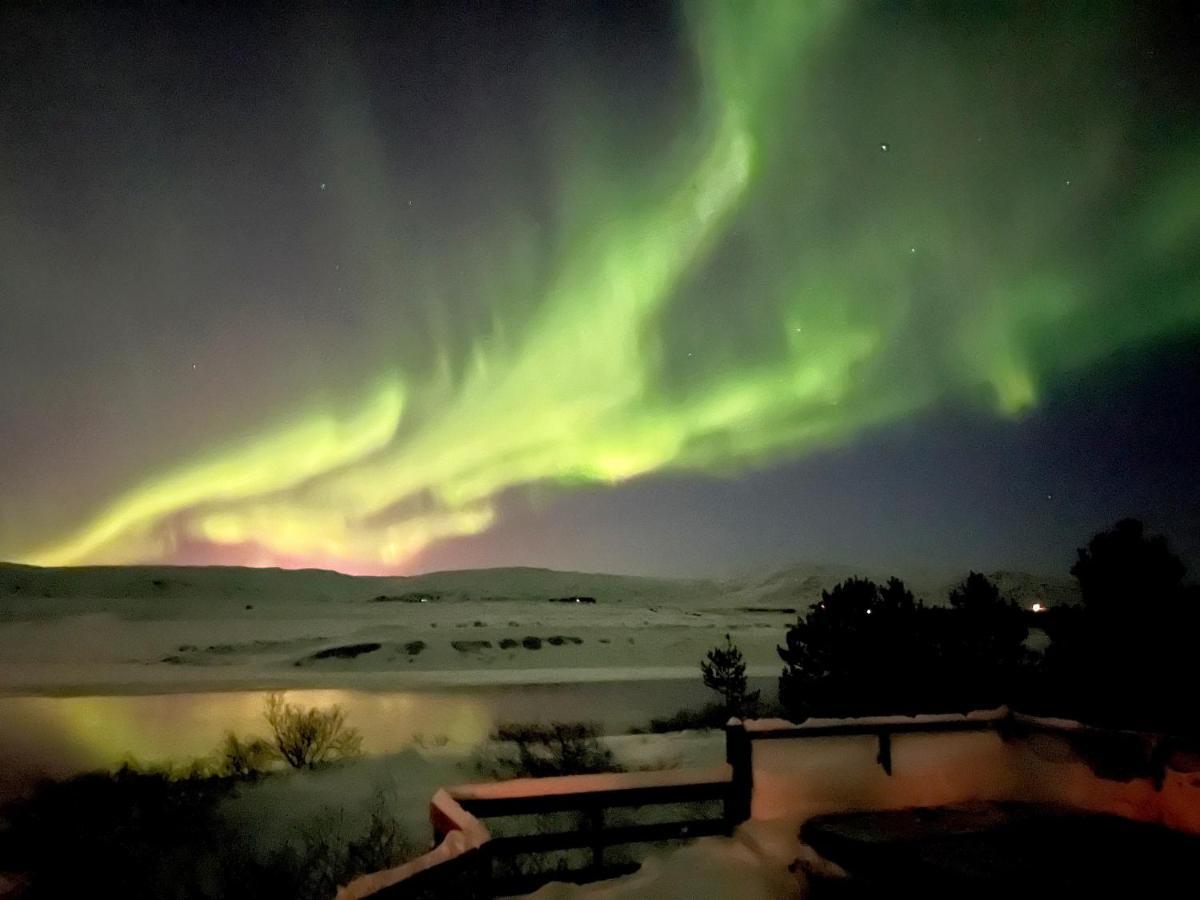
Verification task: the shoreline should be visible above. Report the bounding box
[0,664,781,699]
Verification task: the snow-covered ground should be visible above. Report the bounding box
[525,819,843,900]
[0,561,1085,897]
[225,730,728,863]
[0,563,802,696]
[0,560,1074,807]
[0,561,1074,696]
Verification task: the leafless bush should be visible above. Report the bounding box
[477,721,619,779]
[218,730,277,777]
[264,692,363,769]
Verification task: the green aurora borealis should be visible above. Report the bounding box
[3,1,1199,571]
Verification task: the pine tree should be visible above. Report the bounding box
[701,633,756,717]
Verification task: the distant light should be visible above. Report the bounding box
[1032,602,1045,613]
[880,143,889,152]
[866,608,872,615]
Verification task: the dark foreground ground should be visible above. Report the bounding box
[802,802,1200,898]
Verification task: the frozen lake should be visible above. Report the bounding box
[0,676,772,800]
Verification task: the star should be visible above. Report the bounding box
[879,142,889,152]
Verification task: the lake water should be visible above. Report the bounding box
[0,677,770,800]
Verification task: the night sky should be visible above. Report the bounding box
[2,1,1199,577]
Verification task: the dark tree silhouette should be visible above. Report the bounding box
[878,576,918,613]
[944,572,1028,709]
[701,633,758,717]
[779,573,1035,721]
[776,523,1194,731]
[948,571,1002,610]
[779,577,937,720]
[1070,518,1187,615]
[1046,519,1197,733]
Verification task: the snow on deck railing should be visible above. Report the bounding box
[336,790,490,900]
[447,764,732,805]
[740,705,1011,735]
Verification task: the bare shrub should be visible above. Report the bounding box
[285,803,413,900]
[218,730,277,777]
[478,721,620,779]
[264,692,363,769]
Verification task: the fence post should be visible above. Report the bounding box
[876,731,893,775]
[1149,736,1169,792]
[589,805,604,872]
[725,719,752,827]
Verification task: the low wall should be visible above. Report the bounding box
[750,728,1014,822]
[1004,725,1200,832]
[734,710,1200,834]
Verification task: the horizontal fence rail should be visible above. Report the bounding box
[338,766,734,899]
[449,765,734,896]
[447,766,734,819]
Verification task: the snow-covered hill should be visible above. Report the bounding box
[0,560,1077,696]
[0,560,1077,610]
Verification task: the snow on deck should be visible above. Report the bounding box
[447,764,732,801]
[741,706,1009,733]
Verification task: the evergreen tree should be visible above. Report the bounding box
[1070,518,1186,616]
[778,577,929,720]
[701,633,757,717]
[1048,519,1197,733]
[945,571,1028,709]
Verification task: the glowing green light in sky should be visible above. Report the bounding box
[28,380,405,566]
[14,0,1200,570]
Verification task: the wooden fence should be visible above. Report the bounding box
[338,707,1197,898]
[338,766,734,899]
